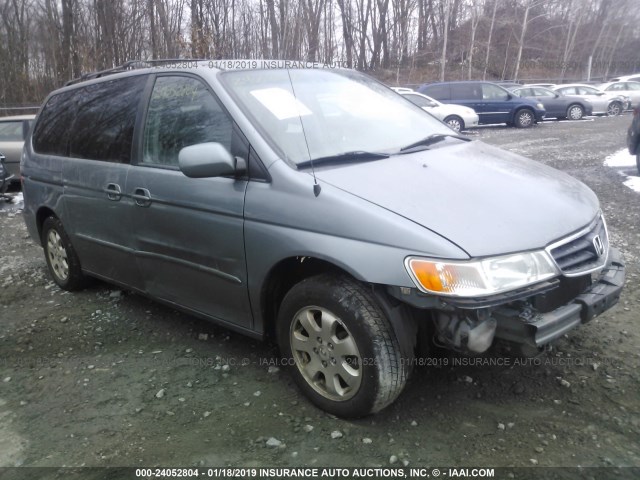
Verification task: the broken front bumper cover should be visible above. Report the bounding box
[494,248,625,348]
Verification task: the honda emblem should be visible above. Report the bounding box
[592,235,605,257]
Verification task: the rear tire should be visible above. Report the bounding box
[567,104,584,120]
[444,115,464,132]
[636,153,640,176]
[514,109,535,128]
[42,217,89,291]
[277,274,408,418]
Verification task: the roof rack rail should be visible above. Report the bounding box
[64,59,208,86]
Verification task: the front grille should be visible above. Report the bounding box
[548,215,609,276]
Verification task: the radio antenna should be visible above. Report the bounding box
[287,69,321,197]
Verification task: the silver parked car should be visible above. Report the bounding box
[22,61,625,417]
[0,115,35,183]
[598,81,640,108]
[510,86,593,120]
[394,89,479,131]
[552,84,628,115]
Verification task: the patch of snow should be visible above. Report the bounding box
[623,176,640,193]
[603,148,640,193]
[604,148,635,167]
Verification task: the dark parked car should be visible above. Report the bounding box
[418,81,545,128]
[1,152,13,200]
[0,115,35,183]
[627,107,640,174]
[510,86,593,120]
[23,61,625,417]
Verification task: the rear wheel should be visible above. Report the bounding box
[567,104,584,120]
[636,153,640,176]
[607,101,622,116]
[514,109,535,128]
[444,115,464,132]
[277,274,408,418]
[42,217,89,291]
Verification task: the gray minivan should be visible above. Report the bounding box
[22,60,625,417]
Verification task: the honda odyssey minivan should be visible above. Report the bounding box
[22,60,625,417]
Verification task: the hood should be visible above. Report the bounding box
[314,140,599,257]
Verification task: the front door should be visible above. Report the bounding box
[127,74,252,327]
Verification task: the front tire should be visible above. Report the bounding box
[567,104,584,120]
[42,217,89,291]
[444,115,464,132]
[636,153,640,176]
[277,274,408,418]
[514,109,535,128]
[607,101,622,116]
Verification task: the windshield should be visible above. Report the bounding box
[221,69,452,165]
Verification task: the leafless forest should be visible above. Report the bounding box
[1,0,640,108]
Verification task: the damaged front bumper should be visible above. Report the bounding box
[493,248,625,348]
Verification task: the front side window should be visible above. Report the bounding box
[221,69,450,165]
[0,121,23,141]
[482,84,509,100]
[143,76,233,167]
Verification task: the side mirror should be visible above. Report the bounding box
[596,92,604,96]
[178,142,237,178]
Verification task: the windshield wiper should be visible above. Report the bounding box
[399,133,471,152]
[297,151,390,169]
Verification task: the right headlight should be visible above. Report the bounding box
[405,251,559,298]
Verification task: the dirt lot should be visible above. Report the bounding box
[1,114,639,478]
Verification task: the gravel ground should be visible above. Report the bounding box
[0,114,639,478]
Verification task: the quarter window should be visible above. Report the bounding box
[143,76,233,167]
[33,90,77,156]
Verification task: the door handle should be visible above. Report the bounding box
[103,183,122,201]
[132,187,152,207]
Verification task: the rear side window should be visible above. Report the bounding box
[422,84,450,101]
[33,90,76,155]
[142,76,233,167]
[451,83,482,100]
[69,76,146,163]
[0,121,23,141]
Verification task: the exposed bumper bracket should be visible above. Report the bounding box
[494,248,625,347]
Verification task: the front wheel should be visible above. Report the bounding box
[444,115,464,132]
[514,109,535,128]
[567,104,584,120]
[277,274,409,418]
[607,101,622,116]
[636,153,640,176]
[42,217,89,291]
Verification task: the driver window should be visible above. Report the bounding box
[482,84,509,100]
